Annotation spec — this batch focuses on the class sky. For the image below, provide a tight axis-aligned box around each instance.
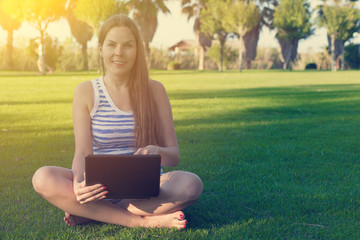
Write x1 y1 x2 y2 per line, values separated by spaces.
1 0 359 53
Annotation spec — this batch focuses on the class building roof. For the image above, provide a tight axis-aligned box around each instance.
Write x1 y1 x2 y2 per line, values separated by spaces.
168 40 196 51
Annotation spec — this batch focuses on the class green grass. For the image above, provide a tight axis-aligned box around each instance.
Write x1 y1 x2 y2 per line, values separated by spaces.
1 70 360 239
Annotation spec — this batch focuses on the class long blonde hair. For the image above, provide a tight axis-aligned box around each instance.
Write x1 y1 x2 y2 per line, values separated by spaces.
98 14 161 148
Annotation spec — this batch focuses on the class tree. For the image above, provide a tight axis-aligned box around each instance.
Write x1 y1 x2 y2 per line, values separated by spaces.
65 1 94 71
273 0 313 70
317 0 360 71
0 1 21 69
128 0 170 68
242 0 278 69
223 0 261 71
181 0 212 70
73 0 127 35
200 0 229 72
2 0 67 74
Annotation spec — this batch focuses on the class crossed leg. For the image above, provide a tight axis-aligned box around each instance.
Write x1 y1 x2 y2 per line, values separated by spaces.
32 166 203 229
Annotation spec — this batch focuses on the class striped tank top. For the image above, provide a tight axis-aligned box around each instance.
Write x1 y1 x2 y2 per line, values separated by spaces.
90 77 135 155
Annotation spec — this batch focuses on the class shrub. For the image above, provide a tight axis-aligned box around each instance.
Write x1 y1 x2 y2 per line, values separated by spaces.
345 43 360 69
167 61 181 70
150 47 169 70
305 63 317 70
207 43 238 71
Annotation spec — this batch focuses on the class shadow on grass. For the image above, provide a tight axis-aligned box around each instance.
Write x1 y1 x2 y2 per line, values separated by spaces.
171 84 360 232
168 84 360 101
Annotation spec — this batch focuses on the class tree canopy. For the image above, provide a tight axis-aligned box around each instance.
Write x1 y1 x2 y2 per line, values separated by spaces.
73 0 128 35
2 0 66 32
273 0 313 69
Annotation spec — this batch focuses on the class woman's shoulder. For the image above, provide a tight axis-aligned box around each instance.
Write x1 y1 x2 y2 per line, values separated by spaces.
73 80 94 109
74 80 95 99
149 79 166 95
75 80 93 93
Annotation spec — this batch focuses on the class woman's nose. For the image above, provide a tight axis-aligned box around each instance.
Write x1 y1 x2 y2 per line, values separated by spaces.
115 45 122 56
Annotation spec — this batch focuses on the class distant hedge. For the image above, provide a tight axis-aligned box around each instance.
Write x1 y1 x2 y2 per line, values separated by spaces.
305 63 317 70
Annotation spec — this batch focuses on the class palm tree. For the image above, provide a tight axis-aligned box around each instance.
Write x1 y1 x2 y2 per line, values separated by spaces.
242 0 278 69
65 2 93 71
0 3 21 69
224 0 261 71
200 0 229 72
181 0 211 70
273 0 313 70
128 0 170 68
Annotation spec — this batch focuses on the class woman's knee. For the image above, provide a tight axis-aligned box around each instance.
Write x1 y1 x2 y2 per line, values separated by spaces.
32 166 65 197
32 166 51 194
186 172 203 201
172 171 203 202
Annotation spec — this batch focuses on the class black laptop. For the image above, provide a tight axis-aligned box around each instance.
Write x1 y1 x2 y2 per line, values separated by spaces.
85 154 161 199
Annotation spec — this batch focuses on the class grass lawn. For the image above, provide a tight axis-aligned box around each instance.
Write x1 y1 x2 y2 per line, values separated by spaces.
1 70 360 239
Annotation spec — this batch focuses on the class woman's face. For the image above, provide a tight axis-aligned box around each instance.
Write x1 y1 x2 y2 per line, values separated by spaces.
99 26 137 79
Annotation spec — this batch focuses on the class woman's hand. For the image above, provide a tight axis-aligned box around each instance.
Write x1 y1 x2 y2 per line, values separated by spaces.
73 173 108 205
134 145 160 155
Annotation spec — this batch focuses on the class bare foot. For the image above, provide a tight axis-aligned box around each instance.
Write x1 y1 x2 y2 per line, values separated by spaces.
64 211 187 229
142 211 187 229
64 212 92 226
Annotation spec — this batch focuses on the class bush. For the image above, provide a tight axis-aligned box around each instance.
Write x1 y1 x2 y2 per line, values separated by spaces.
27 35 63 70
150 47 169 70
305 63 317 70
345 43 360 69
167 62 181 70
0 45 37 71
207 43 238 71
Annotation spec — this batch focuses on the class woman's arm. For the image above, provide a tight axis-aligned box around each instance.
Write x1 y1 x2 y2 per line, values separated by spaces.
135 80 180 167
71 81 94 178
71 81 107 204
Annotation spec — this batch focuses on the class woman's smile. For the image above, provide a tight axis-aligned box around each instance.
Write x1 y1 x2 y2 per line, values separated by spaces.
112 60 127 66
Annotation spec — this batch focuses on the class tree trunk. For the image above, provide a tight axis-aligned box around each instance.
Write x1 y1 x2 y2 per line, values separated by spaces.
330 34 336 72
246 60 251 69
238 36 243 72
243 24 260 70
81 42 89 71
340 42 345 70
278 38 297 70
40 31 46 75
220 43 224 72
6 30 14 70
198 31 211 70
199 46 205 70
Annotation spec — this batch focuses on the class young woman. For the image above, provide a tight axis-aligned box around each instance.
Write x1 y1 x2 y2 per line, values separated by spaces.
32 14 203 229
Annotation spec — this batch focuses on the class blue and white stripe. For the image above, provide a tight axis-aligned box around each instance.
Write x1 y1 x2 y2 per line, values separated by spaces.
90 77 135 155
